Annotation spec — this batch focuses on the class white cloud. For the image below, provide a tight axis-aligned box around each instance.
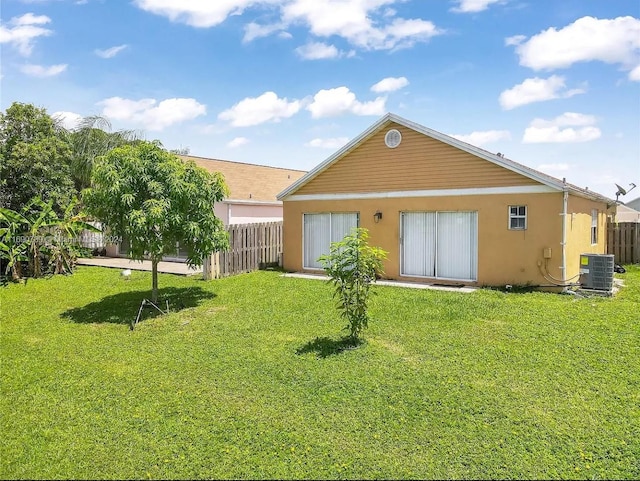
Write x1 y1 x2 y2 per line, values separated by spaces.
377 18 443 50
20 63 67 77
523 112 601 144
511 16 640 75
52 111 83 130
307 86 386 118
499 75 586 110
371 76 409 93
135 0 444 51
533 112 597 127
98 97 206 131
218 91 301 127
538 163 570 172
451 0 503 13
95 44 128 58
629 65 640 82
0 13 52 56
504 34 525 46
227 137 250 148
12 13 51 26
450 130 511 146
305 137 350 148
295 42 348 60
243 22 286 43
133 0 267 28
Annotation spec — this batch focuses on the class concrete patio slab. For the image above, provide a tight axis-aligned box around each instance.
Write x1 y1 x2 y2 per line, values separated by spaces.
77 257 202 276
282 272 477 293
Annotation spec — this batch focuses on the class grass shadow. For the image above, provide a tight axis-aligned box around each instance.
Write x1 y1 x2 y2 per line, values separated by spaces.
61 287 216 326
296 335 364 358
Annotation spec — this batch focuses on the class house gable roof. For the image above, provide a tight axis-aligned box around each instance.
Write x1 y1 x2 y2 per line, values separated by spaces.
626 196 640 210
615 204 640 222
277 113 612 204
180 155 306 204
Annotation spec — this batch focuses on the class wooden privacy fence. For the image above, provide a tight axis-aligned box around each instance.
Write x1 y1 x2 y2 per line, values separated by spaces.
607 221 640 265
203 221 283 279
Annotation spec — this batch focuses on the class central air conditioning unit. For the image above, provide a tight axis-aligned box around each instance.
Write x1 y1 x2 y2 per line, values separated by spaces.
579 254 614 291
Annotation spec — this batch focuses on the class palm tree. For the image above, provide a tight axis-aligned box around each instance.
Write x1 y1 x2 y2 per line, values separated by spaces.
66 116 142 191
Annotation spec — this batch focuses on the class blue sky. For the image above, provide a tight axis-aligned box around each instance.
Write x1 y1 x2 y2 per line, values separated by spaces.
1 0 639 199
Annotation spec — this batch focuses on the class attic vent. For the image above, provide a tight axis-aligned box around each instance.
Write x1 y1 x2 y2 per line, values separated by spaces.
384 129 402 148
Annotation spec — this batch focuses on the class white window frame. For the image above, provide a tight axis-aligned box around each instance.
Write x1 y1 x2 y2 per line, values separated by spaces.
302 212 359 270
508 205 527 230
591 209 598 245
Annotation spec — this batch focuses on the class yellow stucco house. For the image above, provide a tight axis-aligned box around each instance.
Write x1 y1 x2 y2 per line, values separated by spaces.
278 113 613 288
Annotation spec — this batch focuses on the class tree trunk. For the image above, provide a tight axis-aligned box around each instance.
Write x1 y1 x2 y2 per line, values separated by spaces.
11 261 22 281
151 258 158 303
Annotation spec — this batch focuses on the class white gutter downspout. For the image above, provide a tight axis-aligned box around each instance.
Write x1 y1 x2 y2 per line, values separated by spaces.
561 180 569 289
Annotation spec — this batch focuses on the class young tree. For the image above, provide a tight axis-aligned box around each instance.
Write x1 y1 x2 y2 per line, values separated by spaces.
319 228 387 341
83 142 229 302
0 102 75 212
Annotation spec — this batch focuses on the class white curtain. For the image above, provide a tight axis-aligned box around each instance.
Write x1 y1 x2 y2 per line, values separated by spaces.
303 213 358 269
436 212 477 280
401 212 436 277
401 211 477 280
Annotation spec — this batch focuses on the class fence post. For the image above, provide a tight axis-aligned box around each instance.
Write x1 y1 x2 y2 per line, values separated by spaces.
203 254 211 280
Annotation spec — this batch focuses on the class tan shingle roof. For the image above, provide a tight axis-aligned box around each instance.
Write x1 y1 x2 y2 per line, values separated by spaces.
180 155 306 203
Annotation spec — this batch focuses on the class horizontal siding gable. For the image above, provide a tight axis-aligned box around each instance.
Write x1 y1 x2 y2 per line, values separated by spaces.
296 121 540 195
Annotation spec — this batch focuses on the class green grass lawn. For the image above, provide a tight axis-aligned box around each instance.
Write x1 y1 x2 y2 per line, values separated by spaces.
1 266 639 480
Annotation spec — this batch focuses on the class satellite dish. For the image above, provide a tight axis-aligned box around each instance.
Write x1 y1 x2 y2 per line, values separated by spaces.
615 182 637 202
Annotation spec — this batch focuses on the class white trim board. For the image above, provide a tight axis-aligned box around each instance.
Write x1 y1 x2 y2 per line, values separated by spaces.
286 185 557 202
224 199 282 206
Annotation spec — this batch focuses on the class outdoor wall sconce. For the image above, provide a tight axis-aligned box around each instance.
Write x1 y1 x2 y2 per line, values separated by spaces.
374 211 383 223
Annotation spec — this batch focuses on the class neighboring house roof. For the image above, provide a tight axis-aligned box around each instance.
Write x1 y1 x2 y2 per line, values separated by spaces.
626 196 640 211
277 113 613 204
181 155 306 204
616 204 640 222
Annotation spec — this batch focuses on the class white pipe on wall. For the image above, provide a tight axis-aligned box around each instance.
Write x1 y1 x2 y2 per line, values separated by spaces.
561 189 568 286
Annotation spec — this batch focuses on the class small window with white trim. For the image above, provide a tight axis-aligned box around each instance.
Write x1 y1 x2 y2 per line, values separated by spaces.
591 209 598 244
508 205 527 230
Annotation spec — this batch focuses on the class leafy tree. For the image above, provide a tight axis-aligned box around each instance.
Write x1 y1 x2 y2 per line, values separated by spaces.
0 102 75 212
319 228 387 341
83 142 229 302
